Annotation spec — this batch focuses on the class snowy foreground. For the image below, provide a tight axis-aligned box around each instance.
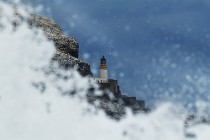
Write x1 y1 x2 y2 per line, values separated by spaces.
0 2 210 140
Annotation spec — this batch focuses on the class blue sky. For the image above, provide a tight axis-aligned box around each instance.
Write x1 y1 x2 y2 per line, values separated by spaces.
21 0 210 107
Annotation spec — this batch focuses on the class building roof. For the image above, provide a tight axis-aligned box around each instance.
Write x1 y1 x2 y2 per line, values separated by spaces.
100 56 106 65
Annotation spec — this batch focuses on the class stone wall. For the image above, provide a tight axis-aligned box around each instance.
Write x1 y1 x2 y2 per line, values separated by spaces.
98 79 121 96
97 79 146 115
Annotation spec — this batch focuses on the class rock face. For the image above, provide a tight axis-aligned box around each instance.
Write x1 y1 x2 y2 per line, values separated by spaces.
29 14 79 58
94 81 147 119
29 14 147 119
28 14 92 76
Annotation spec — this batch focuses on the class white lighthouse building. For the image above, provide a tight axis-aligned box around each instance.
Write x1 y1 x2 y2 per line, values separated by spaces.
94 56 109 83
99 56 108 79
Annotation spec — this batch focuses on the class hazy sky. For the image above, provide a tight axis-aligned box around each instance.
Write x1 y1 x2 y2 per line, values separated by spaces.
21 0 210 107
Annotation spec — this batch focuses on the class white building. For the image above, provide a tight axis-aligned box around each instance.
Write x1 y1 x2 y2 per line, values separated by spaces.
94 56 109 83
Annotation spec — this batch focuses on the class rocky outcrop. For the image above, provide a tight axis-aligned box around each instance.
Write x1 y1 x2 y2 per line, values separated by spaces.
29 14 147 119
29 14 79 58
87 92 147 119
94 79 147 119
28 14 92 76
51 50 92 76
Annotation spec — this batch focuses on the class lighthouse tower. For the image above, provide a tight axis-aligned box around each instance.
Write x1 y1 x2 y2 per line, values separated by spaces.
99 56 108 79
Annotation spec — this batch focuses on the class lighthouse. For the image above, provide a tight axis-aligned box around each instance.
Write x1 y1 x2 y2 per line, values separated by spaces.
99 56 108 79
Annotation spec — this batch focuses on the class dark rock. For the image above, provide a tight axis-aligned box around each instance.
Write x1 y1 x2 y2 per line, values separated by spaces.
86 76 146 119
29 14 79 58
120 95 145 113
29 14 92 76
51 50 92 76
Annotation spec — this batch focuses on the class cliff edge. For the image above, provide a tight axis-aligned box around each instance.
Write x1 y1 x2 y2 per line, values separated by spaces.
29 14 148 119
28 14 92 76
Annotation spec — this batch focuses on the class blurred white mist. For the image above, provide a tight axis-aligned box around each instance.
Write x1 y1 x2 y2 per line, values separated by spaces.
0 1 210 140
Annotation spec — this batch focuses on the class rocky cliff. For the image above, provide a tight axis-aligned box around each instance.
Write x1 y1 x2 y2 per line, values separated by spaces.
28 14 92 76
28 14 148 119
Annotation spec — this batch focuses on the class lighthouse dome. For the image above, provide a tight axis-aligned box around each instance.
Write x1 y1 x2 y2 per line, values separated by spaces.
100 56 106 65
